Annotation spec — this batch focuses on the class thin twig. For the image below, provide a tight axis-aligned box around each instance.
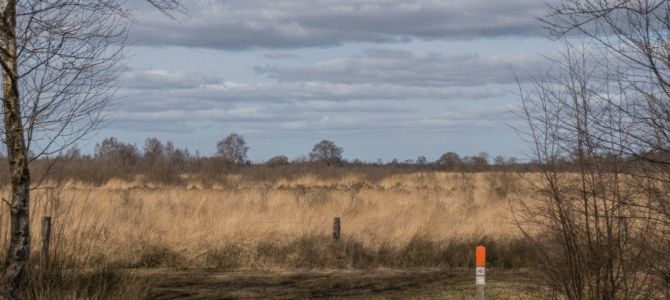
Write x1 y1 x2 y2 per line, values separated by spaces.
2 198 10 206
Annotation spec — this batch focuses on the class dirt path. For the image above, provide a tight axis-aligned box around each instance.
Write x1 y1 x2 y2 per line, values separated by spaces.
133 268 548 299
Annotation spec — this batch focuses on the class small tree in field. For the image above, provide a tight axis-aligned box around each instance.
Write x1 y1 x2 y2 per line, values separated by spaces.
309 140 343 166
435 152 461 171
216 133 249 164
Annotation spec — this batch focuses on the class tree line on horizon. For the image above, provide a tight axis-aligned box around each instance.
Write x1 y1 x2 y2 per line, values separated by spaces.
0 133 537 187
0 133 652 189
0 133 652 176
11 134 529 170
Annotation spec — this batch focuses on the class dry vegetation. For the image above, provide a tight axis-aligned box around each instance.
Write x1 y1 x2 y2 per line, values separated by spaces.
0 155 548 298
0 152 663 299
0 170 536 271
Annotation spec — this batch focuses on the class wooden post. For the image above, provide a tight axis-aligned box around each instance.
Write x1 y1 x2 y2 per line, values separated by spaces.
332 217 340 241
41 216 52 269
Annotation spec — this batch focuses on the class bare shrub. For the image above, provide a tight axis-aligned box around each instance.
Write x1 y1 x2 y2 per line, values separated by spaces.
266 155 289 167
510 36 657 298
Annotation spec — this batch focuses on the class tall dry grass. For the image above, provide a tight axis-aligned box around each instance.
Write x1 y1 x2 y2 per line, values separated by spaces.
3 166 662 299
0 171 540 275
0 151 660 298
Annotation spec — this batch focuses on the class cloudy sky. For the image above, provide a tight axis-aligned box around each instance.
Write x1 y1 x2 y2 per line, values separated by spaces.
71 0 574 163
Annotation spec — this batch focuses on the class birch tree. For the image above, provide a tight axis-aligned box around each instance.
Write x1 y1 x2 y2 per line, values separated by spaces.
0 0 184 298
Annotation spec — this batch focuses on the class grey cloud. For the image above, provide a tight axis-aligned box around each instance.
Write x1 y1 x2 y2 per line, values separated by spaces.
257 100 417 115
263 53 302 60
105 119 198 133
254 48 554 87
270 110 521 132
112 106 292 123
163 80 509 101
115 90 236 113
126 0 558 50
119 68 222 89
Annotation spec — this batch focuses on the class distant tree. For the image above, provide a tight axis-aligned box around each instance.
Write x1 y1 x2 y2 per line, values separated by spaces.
65 144 82 160
416 156 427 165
309 140 343 165
460 156 474 171
143 137 165 165
266 155 289 166
95 137 120 159
471 155 488 172
478 152 489 164
292 155 309 164
390 158 399 166
164 141 189 169
165 141 176 160
435 152 461 171
509 157 518 165
172 148 189 168
216 133 249 164
404 159 414 165
494 155 505 165
95 137 140 167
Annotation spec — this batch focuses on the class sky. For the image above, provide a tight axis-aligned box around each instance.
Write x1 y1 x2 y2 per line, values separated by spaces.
62 0 576 164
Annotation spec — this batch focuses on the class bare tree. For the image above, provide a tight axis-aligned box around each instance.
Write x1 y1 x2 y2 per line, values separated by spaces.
471 155 489 172
292 154 309 164
93 137 140 181
216 133 249 164
63 143 82 160
0 0 185 298
308 140 343 166
95 137 140 165
510 36 657 299
494 155 505 166
165 142 189 170
143 137 165 165
535 0 670 297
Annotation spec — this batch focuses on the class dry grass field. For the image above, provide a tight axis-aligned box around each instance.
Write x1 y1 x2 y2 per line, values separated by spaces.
0 169 653 299
0 172 533 269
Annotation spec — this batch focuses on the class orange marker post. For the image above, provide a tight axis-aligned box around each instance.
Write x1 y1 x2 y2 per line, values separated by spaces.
476 246 485 300
476 246 485 267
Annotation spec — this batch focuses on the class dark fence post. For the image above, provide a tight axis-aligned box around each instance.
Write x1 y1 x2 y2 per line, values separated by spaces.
333 217 340 241
41 216 52 270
